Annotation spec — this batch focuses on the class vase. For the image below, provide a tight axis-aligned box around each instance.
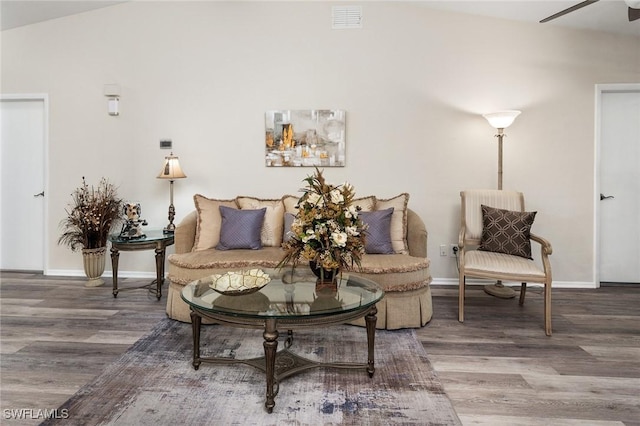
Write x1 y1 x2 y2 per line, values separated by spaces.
82 247 107 287
309 261 339 293
309 261 338 281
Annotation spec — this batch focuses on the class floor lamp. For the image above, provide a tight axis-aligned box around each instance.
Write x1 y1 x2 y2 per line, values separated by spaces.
482 110 521 298
157 152 187 234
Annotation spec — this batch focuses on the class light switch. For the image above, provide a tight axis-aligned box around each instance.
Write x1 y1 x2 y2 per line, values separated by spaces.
108 97 119 116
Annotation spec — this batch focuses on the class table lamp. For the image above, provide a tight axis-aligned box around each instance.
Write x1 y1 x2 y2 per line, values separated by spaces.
157 152 186 234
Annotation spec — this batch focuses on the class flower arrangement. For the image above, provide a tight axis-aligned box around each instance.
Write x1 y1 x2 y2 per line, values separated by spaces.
58 177 123 251
278 168 367 276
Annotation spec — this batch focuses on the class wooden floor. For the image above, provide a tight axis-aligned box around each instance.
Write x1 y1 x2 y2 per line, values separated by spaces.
1 272 638 425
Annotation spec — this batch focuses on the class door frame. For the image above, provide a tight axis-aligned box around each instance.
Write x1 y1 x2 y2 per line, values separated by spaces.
593 83 640 287
1 93 50 274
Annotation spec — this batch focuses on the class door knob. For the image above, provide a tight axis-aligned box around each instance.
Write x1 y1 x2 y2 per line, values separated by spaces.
33 191 44 197
600 193 614 200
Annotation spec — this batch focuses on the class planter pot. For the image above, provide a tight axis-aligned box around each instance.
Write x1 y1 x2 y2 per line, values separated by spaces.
309 261 339 282
82 247 107 287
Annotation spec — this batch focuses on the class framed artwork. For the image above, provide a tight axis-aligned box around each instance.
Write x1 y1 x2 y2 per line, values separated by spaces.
265 109 346 167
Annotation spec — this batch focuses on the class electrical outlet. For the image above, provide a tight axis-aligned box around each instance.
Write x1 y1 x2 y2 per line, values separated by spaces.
451 244 458 257
439 245 447 256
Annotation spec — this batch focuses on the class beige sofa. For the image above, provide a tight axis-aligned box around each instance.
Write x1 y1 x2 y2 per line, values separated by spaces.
166 194 433 329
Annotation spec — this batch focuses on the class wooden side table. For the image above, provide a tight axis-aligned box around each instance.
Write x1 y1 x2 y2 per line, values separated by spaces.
109 229 175 299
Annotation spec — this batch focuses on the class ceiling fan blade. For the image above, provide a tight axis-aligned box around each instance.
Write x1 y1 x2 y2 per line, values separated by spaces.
629 6 640 21
540 0 600 23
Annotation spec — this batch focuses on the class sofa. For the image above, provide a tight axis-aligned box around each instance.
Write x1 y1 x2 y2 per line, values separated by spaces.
166 193 433 329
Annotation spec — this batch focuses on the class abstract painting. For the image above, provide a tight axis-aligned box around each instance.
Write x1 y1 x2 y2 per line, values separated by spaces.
265 110 346 167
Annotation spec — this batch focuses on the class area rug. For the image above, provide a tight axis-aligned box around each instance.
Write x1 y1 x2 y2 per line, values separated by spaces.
43 319 460 425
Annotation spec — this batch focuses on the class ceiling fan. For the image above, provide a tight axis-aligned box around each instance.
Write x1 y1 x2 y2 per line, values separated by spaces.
540 0 640 23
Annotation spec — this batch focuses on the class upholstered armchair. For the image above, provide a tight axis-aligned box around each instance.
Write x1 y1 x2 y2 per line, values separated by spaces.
458 190 553 336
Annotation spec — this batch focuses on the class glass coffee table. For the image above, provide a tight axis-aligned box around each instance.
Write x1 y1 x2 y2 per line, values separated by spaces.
181 272 384 413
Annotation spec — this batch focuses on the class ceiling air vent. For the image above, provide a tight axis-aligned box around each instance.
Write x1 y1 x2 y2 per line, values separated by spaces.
332 6 362 29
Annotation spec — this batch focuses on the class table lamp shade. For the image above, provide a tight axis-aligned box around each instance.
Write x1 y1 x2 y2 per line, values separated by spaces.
157 153 186 180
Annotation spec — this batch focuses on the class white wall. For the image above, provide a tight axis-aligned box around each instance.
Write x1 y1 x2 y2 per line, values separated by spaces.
1 1 639 284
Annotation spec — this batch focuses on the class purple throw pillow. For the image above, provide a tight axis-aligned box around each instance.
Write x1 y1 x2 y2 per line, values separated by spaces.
216 205 266 250
359 208 395 254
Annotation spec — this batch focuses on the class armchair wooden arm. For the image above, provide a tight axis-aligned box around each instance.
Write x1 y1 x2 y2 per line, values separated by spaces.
530 233 553 256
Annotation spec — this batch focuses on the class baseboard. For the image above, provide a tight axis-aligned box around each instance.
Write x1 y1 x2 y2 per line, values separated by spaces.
46 269 157 279
44 270 597 288
431 277 597 289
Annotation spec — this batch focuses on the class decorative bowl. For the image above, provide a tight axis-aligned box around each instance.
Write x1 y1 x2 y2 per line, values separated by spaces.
208 269 271 295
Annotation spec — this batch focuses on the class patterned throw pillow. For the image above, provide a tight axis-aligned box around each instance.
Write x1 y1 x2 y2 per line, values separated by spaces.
478 205 536 259
216 206 266 250
359 208 395 254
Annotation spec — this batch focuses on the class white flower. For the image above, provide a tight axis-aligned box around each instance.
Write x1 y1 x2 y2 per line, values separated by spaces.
331 231 348 247
345 205 358 219
307 192 323 206
330 189 344 204
346 226 359 236
302 229 316 243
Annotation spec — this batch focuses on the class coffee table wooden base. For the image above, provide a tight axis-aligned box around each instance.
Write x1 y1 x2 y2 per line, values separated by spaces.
189 306 377 413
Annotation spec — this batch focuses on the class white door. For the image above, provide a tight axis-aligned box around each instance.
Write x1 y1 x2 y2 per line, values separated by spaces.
598 88 640 284
0 96 47 271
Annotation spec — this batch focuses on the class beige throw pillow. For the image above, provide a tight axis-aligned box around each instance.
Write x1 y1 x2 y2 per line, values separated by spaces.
353 196 376 212
375 193 409 254
236 197 285 247
282 195 299 214
193 195 238 251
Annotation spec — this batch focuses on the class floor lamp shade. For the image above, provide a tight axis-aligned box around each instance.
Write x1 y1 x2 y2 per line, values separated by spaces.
483 110 521 130
157 153 186 233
